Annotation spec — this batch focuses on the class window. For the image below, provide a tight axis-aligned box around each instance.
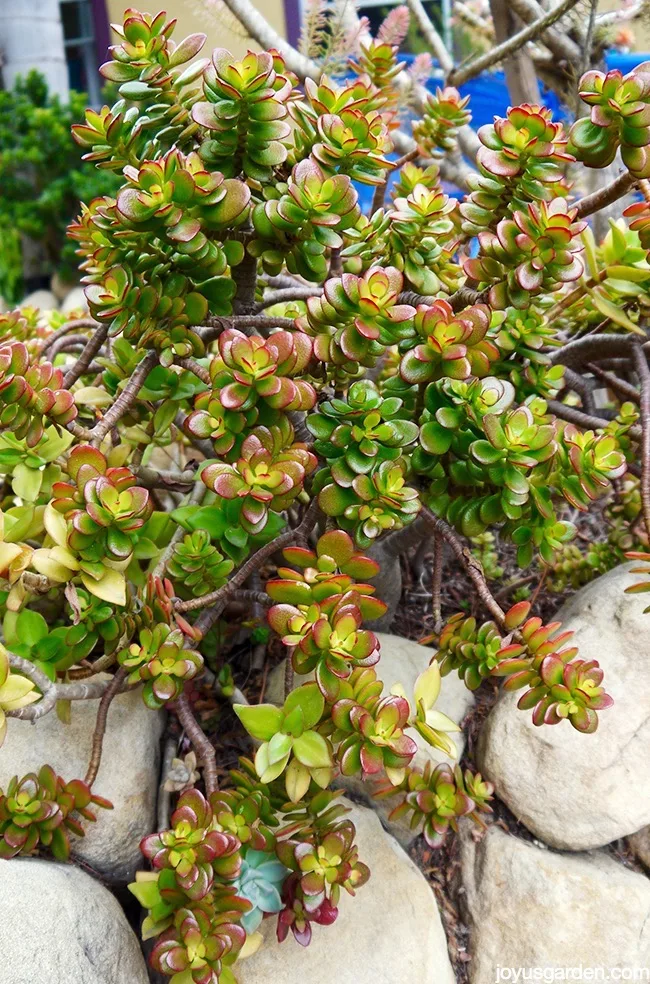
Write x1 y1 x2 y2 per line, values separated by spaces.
59 0 102 104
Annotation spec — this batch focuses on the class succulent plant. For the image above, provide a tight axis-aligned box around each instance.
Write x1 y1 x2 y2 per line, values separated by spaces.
0 646 39 747
251 159 360 282
184 393 252 456
193 48 292 182
460 104 572 235
201 420 317 534
0 13 634 977
436 612 506 690
399 301 497 384
141 788 241 900
268 598 380 701
307 379 419 485
265 529 387 621
558 425 628 510
348 39 404 119
384 183 461 295
0 764 111 860
233 848 288 932
464 199 586 309
296 266 415 371
119 624 204 708
518 654 613 732
234 683 333 800
331 691 417 784
276 818 369 914
167 531 235 597
150 898 248 983
210 788 277 852
568 64 650 178
0 343 77 447
276 872 339 946
390 661 461 758
318 459 421 548
44 445 152 601
386 761 477 848
413 87 471 157
210 328 316 413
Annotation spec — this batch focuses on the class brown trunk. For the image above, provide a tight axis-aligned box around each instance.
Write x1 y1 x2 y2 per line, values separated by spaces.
488 0 541 106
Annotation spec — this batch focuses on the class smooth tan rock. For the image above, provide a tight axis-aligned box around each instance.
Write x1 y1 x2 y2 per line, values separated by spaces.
236 801 456 984
479 563 650 850
0 858 149 983
0 685 164 880
461 826 650 984
51 272 77 301
21 288 58 311
61 285 89 314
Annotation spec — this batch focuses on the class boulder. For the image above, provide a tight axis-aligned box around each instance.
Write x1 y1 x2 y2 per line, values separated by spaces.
0 857 149 983
61 286 89 315
0 685 164 881
21 288 58 311
51 272 78 302
236 801 455 984
363 541 403 630
461 826 650 984
266 633 473 844
478 563 650 849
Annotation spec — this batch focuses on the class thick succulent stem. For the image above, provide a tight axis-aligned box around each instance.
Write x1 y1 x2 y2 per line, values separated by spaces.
421 508 507 624
6 654 135 722
85 666 128 786
90 350 158 447
632 343 650 543
573 171 636 220
231 250 259 316
174 691 219 797
547 399 642 440
63 323 109 388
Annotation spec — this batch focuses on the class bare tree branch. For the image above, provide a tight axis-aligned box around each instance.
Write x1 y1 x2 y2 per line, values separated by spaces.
407 0 453 73
63 323 109 389
508 0 581 63
420 508 507 624
255 287 322 312
175 498 321 615
449 0 581 88
219 0 321 79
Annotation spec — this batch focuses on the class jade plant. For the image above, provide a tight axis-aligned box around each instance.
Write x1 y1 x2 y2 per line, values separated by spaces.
1 4 650 981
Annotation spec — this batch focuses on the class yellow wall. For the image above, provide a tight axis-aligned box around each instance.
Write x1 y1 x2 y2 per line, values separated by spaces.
104 0 288 60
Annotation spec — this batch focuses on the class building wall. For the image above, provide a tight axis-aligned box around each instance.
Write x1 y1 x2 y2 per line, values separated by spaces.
0 0 69 98
103 0 289 61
